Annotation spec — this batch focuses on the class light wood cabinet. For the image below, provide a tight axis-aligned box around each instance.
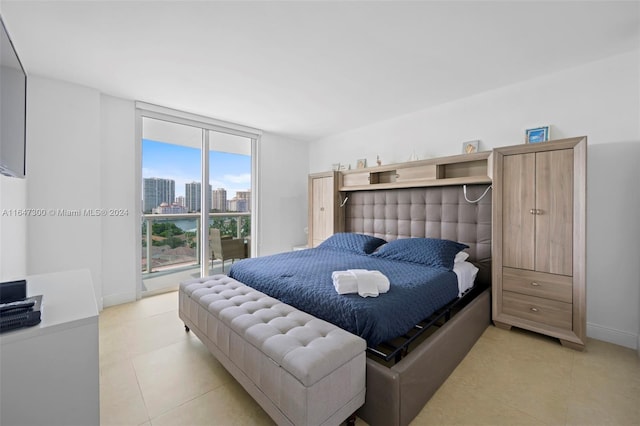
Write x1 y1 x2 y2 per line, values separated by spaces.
492 137 586 350
308 171 342 247
339 151 492 191
309 153 492 247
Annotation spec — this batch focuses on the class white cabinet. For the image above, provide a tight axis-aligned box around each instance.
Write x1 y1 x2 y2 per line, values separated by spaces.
0 269 100 425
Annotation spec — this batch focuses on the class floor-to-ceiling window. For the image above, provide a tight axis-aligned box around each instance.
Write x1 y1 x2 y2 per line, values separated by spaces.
136 104 260 296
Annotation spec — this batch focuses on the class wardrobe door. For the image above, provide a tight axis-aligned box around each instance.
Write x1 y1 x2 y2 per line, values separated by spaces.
309 172 340 248
535 149 573 276
502 153 536 271
310 176 327 247
319 176 335 242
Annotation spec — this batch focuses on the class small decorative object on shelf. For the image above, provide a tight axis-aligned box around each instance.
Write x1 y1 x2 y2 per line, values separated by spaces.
409 151 419 161
462 140 479 154
356 158 367 169
332 163 341 171
376 155 382 166
525 125 550 143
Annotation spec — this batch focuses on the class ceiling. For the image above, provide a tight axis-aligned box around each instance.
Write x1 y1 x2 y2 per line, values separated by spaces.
1 1 638 142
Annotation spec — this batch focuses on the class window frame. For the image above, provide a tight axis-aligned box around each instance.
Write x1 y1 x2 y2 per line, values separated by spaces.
135 102 261 298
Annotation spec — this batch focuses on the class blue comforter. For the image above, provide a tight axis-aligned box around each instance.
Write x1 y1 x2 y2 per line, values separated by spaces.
228 246 459 346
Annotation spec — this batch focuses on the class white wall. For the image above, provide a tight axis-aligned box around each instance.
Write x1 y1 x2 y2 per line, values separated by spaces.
309 51 640 349
257 133 309 256
100 95 137 307
586 142 640 349
310 51 639 172
0 175 27 280
25 76 103 307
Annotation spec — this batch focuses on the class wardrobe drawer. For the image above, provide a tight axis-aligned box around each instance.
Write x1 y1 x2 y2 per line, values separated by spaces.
502 291 572 330
503 267 572 303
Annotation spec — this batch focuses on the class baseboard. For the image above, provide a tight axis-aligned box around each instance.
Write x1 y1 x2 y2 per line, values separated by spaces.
587 322 639 350
101 291 137 309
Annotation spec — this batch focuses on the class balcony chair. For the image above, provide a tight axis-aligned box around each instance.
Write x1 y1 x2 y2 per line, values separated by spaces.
209 228 247 272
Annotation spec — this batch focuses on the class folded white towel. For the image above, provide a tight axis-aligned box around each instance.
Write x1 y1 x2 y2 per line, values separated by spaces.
332 269 390 297
355 273 379 297
331 270 358 294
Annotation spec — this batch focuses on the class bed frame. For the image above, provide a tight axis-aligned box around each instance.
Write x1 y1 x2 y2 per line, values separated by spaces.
343 184 492 425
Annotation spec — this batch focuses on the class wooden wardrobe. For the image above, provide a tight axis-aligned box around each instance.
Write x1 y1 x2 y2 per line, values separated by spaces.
308 171 342 248
492 136 587 350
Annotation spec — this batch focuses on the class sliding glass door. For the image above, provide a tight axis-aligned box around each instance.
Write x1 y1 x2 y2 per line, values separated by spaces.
208 131 253 275
137 107 258 296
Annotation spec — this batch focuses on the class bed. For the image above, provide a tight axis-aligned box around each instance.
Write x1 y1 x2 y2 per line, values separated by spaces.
229 235 469 348
229 184 492 425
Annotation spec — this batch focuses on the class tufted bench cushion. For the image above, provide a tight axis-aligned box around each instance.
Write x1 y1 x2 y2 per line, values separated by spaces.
179 275 366 426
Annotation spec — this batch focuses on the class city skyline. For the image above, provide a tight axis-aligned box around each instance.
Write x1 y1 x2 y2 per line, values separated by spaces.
143 178 252 213
142 139 251 199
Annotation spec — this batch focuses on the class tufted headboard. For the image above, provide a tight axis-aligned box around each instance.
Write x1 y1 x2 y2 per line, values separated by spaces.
344 184 492 264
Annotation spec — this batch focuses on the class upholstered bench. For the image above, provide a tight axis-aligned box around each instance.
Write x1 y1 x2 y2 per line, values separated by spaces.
179 275 367 426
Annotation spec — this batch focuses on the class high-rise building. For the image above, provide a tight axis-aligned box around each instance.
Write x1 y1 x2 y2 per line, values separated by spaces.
211 188 227 212
236 190 251 212
175 196 185 207
185 182 201 212
152 202 188 214
143 178 175 213
227 190 250 212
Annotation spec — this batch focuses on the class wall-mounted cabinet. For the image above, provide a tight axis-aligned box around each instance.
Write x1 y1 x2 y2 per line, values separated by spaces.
339 151 492 191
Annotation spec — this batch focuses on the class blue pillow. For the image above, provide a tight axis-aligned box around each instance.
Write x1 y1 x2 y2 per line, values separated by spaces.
371 238 469 269
318 233 387 255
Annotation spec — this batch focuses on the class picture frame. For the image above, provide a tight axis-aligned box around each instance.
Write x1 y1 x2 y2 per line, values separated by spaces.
462 140 479 154
526 126 550 143
356 158 367 169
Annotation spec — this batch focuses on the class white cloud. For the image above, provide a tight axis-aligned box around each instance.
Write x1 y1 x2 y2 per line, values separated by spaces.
223 173 251 184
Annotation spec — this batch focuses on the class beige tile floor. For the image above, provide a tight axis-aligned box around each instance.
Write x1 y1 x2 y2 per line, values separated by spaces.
100 291 640 426
142 262 230 295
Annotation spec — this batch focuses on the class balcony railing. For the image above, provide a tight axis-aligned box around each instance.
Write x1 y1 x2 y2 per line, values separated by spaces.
142 212 250 274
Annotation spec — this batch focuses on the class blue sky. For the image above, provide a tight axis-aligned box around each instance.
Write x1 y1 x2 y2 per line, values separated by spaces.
142 139 251 199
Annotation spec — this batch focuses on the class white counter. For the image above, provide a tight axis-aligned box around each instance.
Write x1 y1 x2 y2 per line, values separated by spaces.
0 269 100 426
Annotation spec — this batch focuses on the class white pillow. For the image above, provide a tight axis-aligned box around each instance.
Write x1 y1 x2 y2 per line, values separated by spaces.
454 251 470 263
453 261 479 297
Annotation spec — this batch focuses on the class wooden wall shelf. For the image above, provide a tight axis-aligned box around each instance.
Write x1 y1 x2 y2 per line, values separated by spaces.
338 151 492 191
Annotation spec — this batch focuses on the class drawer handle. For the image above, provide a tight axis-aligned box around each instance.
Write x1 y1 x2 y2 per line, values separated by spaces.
530 307 539 312
529 209 542 215
530 282 540 287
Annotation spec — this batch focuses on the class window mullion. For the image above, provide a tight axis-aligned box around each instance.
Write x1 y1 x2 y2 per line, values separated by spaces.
200 129 210 278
